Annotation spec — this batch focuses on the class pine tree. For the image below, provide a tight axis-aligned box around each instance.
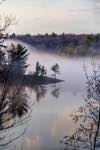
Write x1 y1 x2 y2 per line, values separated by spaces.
34 61 47 78
34 61 41 77
0 49 6 72
51 63 60 79
8 44 29 75
40 66 47 77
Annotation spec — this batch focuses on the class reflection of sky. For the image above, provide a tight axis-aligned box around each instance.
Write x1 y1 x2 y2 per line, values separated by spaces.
22 106 79 150
4 41 100 150
21 81 84 150
6 40 95 96
0 0 100 34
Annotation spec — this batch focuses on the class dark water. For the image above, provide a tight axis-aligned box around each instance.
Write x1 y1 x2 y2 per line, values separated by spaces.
1 40 100 150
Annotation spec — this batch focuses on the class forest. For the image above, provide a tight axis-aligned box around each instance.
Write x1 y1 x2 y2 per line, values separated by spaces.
10 33 100 56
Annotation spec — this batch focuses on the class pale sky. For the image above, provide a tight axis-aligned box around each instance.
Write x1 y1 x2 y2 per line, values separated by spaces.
0 0 100 34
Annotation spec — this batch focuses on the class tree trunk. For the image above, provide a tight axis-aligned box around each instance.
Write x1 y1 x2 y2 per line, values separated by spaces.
93 107 100 150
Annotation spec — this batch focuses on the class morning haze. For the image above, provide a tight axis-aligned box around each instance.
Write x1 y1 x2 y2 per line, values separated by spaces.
0 0 100 150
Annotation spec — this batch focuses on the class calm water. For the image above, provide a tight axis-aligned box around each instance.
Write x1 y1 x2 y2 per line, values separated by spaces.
2 40 100 150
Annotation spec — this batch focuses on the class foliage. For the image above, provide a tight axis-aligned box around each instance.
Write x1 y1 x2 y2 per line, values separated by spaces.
0 1 32 149
0 50 6 72
40 66 47 77
34 61 41 77
51 63 60 79
34 61 47 78
10 33 100 56
8 44 29 75
61 63 100 150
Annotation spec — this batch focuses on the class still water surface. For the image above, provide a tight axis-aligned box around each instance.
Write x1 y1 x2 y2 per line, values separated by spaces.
2 41 100 150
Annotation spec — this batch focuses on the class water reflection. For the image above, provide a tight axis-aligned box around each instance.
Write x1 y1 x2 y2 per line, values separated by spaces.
32 83 61 102
0 80 62 149
0 84 31 148
51 84 60 99
32 85 48 102
61 65 100 150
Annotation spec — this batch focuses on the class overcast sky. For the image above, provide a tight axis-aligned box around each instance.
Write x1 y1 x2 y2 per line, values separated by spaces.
0 0 100 34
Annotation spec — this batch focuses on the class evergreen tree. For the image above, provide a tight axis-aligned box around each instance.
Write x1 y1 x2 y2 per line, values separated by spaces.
34 61 41 77
40 66 47 77
8 44 29 75
51 63 60 79
0 50 6 72
34 61 47 78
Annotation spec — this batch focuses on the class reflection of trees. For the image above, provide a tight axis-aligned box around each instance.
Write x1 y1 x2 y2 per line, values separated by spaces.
33 85 48 102
10 89 29 118
61 64 100 150
51 83 60 99
0 82 31 148
32 83 61 102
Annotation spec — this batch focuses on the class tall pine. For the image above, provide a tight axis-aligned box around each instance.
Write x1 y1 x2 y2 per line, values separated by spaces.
8 44 29 75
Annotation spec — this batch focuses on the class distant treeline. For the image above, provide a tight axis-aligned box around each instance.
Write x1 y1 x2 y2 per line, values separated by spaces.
9 33 100 56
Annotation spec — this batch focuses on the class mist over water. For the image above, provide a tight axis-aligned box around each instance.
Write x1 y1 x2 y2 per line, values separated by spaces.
4 40 100 150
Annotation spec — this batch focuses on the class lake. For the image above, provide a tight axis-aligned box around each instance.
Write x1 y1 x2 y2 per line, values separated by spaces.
2 40 100 150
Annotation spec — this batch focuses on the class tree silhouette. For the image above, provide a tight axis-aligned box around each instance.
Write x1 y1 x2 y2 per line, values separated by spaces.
0 2 32 149
0 50 6 73
8 44 29 75
51 63 60 79
34 61 41 77
0 3 15 78
40 66 47 77
0 82 32 149
34 61 47 78
61 63 100 150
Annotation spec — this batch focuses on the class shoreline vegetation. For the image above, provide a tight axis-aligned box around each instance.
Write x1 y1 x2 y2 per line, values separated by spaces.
24 74 63 85
9 33 100 56
6 74 63 87
0 43 62 86
0 73 63 88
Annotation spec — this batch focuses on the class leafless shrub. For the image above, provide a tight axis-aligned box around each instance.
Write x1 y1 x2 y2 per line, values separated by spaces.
61 62 100 150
